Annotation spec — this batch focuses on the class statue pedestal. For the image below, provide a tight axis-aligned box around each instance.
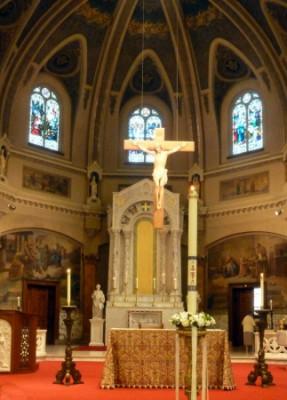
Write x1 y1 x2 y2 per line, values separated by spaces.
36 329 47 358
89 318 105 346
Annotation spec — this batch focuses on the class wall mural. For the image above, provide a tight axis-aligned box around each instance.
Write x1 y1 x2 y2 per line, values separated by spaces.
0 230 81 308
220 171 269 201
23 166 71 197
207 233 287 312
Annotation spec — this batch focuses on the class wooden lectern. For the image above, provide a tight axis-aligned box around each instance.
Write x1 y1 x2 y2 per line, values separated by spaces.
0 310 38 373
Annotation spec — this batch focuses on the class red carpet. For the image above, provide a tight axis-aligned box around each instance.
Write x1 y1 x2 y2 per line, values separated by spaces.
0 362 286 400
73 345 106 351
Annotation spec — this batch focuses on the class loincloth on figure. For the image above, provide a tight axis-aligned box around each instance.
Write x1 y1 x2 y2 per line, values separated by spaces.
152 167 168 186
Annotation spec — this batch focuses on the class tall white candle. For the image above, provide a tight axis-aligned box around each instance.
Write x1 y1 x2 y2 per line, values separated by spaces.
135 277 138 289
188 185 198 314
260 272 264 308
112 276 117 289
67 268 71 306
153 278 156 290
270 299 273 310
188 182 199 400
162 272 165 285
17 296 21 308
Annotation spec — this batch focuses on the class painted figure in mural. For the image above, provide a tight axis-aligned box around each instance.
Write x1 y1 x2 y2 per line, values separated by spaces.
0 145 7 176
132 141 186 210
92 284 105 318
239 252 248 277
255 242 268 276
242 311 256 355
222 254 237 278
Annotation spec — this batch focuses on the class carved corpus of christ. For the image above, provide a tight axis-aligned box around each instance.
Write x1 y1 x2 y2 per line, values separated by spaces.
124 128 194 227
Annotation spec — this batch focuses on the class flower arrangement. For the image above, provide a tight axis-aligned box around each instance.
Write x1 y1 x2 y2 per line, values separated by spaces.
170 311 216 329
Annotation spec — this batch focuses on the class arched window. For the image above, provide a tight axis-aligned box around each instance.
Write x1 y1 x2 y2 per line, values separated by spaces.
127 106 162 163
29 86 60 151
232 91 263 155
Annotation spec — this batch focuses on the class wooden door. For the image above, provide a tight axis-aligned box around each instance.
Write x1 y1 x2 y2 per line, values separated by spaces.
232 288 253 346
228 283 257 346
23 280 59 344
27 286 48 327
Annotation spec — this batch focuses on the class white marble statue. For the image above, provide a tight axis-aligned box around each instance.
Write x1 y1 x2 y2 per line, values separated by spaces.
92 284 105 318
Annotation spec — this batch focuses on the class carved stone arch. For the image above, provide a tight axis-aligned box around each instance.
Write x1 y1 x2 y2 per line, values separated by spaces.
261 0 287 58
117 49 178 115
209 38 259 117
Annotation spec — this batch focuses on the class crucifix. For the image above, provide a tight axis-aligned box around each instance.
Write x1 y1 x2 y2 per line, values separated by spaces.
124 128 194 228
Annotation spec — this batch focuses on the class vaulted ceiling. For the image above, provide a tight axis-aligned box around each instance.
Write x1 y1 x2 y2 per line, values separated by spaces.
0 0 286 166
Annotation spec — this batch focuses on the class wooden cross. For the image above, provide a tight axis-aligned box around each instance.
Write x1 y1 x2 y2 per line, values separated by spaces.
124 128 194 229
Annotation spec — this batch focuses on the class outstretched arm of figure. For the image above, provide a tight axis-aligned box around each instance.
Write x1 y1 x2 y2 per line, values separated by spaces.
133 140 155 155
165 142 187 155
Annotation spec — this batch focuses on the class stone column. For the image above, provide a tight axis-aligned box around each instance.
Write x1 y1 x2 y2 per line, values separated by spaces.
159 229 168 295
122 229 131 294
111 228 121 294
171 229 182 294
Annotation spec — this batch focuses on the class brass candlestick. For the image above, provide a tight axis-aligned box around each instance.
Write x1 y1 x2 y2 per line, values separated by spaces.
54 305 83 385
246 309 274 388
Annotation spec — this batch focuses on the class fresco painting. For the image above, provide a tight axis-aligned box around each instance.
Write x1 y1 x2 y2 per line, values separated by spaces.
207 233 287 311
23 166 71 197
0 231 81 307
220 171 269 201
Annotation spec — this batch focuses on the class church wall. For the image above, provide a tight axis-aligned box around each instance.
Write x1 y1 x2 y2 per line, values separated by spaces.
8 73 73 163
5 154 87 206
206 233 287 330
204 161 285 212
219 79 285 166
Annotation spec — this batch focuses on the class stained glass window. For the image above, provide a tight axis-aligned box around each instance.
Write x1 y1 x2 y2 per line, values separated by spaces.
232 92 263 155
29 86 60 151
128 107 162 163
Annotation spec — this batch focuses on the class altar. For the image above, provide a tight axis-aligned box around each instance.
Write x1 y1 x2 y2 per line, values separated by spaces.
101 328 235 390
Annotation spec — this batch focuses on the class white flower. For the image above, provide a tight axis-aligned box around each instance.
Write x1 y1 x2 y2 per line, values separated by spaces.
170 311 216 329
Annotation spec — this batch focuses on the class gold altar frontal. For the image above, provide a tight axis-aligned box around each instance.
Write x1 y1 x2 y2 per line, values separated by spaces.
101 329 235 390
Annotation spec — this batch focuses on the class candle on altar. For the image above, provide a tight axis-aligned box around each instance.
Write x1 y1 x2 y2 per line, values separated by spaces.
260 272 264 308
135 277 139 289
270 299 273 310
173 277 177 290
112 276 117 289
67 268 71 306
162 272 165 285
17 296 21 308
153 278 156 290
